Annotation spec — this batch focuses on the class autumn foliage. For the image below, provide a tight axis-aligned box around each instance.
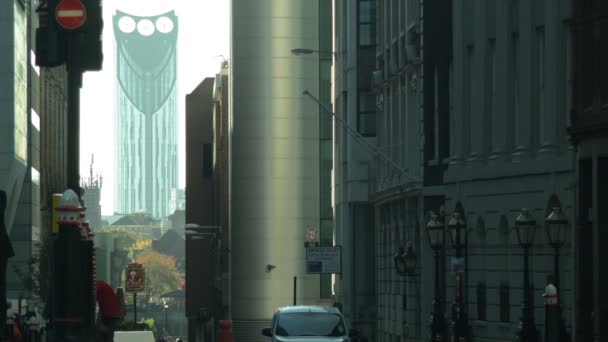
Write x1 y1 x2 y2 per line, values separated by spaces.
134 250 183 302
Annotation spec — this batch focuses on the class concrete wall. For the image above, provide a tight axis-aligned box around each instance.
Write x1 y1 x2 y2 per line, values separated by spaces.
231 0 323 338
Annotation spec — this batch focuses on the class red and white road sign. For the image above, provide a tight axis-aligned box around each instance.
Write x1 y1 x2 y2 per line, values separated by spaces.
55 0 87 30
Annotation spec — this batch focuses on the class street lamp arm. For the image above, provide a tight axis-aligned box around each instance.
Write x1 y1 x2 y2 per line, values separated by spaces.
302 90 420 182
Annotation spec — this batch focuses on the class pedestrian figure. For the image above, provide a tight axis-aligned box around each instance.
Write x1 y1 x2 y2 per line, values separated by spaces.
95 280 124 342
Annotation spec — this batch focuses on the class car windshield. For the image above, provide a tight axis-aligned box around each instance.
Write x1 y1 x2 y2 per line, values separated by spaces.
275 312 346 337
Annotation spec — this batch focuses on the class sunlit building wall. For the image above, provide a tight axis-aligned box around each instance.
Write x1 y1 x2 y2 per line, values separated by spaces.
0 0 42 302
113 10 178 218
230 0 332 339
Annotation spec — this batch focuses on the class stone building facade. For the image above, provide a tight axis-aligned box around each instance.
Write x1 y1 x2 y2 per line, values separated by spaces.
333 0 380 339
335 0 577 341
569 0 608 340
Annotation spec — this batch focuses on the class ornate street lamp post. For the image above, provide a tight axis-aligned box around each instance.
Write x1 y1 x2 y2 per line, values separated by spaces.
394 242 417 341
164 302 169 338
426 212 447 341
447 212 469 341
545 207 568 341
515 209 538 342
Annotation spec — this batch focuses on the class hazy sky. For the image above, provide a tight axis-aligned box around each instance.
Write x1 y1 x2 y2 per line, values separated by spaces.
79 0 229 215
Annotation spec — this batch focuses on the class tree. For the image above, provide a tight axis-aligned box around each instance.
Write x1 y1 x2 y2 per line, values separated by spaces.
134 250 181 303
129 239 152 260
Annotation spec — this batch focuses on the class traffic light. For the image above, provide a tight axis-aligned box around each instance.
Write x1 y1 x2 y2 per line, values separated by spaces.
35 0 103 70
78 0 103 71
35 0 66 67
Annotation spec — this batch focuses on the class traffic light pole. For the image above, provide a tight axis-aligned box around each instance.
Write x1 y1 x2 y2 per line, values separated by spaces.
66 63 82 196
36 1 103 340
52 35 91 342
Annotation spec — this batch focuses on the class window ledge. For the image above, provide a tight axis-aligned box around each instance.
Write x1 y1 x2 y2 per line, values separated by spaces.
472 320 488 327
496 322 512 330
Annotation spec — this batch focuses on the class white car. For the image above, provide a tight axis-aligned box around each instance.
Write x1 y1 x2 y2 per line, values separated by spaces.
261 305 354 342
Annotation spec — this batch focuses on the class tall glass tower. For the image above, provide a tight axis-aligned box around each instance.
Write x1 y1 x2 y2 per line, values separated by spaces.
113 10 178 218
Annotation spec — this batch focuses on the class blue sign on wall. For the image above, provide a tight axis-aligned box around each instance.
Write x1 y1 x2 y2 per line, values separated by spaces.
306 246 342 274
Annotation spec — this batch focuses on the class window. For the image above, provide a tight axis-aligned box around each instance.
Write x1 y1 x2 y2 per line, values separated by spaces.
358 0 377 46
500 282 510 322
537 27 545 135
465 46 474 155
485 39 496 155
601 20 608 106
276 312 346 337
476 282 487 321
377 0 384 46
358 91 377 136
433 68 439 160
512 33 519 143
391 0 398 36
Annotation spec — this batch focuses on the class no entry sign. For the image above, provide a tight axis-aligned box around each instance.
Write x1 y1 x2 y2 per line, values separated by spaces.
55 0 87 30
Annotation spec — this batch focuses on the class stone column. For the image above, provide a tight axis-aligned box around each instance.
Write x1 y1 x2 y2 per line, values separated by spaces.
450 0 465 166
467 0 486 167
489 0 509 164
537 0 559 159
512 0 534 162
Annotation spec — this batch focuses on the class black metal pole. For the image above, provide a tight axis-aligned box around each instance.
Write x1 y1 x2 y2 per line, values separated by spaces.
134 292 137 323
52 220 86 341
0 258 6 340
452 228 469 341
430 248 446 341
62 36 84 339
0 191 13 341
66 66 82 196
293 276 297 305
553 246 560 295
518 245 538 342
553 245 569 342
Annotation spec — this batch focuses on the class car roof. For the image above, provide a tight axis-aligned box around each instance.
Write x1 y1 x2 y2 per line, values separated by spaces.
275 305 342 315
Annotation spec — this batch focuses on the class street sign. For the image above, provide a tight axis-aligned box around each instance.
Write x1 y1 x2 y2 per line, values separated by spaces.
126 263 145 292
305 225 319 242
306 246 342 274
304 225 319 247
55 0 87 30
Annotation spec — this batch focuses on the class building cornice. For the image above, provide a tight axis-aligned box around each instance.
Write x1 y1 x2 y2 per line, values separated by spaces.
568 110 608 145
